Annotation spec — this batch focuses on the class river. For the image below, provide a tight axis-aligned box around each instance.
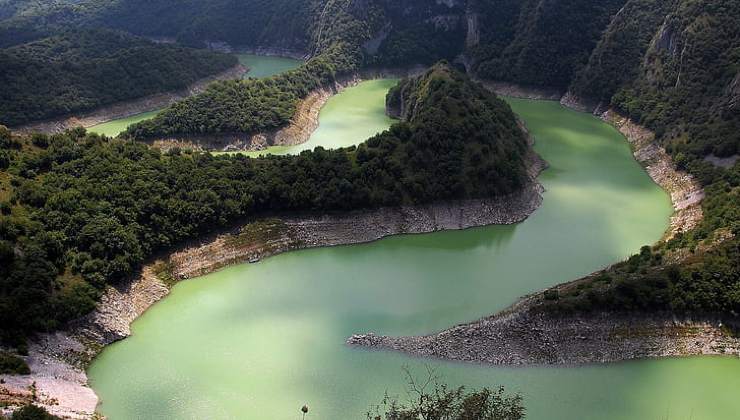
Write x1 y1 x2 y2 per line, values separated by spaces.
87 87 740 419
87 54 302 137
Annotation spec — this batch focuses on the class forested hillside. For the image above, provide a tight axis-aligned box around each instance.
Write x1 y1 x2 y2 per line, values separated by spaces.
0 29 237 127
0 0 312 50
470 0 627 88
121 0 639 138
0 0 737 340
0 0 645 137
0 63 529 344
123 0 373 139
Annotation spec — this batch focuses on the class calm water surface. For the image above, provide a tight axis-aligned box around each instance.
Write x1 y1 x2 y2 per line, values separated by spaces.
238 54 301 79
235 78 398 158
88 97 740 419
88 54 302 137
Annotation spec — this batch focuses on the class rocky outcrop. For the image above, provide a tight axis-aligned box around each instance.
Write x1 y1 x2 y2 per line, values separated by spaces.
726 71 740 110
465 8 480 48
559 91 604 114
347 307 740 365
12 65 248 135
652 19 680 56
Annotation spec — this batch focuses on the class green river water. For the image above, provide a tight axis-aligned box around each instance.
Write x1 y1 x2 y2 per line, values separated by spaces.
237 79 397 158
87 90 740 419
88 54 302 137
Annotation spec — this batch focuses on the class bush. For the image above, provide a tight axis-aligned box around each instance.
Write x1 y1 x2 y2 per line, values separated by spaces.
0 351 30 374
11 405 61 420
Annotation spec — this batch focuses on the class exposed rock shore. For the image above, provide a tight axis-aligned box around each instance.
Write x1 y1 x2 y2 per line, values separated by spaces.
149 77 356 152
150 67 423 152
347 308 740 365
347 87 727 367
599 109 704 239
12 65 248 135
482 81 563 101
0 135 545 417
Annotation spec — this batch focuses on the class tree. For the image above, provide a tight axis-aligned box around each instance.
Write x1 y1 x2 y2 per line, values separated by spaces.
367 366 525 420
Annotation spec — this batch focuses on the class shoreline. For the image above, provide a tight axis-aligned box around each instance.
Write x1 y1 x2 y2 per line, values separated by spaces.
1 79 718 418
348 86 727 366
0 189 546 419
11 65 249 135
148 75 365 153
150 66 424 152
0 81 545 418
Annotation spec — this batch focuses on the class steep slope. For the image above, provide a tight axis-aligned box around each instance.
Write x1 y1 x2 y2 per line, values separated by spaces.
569 0 679 104
0 29 237 127
610 0 740 160
469 0 626 89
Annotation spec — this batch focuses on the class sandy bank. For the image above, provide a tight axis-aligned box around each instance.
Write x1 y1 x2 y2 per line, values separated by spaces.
12 64 248 135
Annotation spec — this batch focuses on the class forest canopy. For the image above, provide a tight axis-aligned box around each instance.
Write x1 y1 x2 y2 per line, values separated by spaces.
0 29 237 127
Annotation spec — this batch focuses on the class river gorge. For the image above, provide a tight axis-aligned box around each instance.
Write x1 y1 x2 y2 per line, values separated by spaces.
80 90 740 419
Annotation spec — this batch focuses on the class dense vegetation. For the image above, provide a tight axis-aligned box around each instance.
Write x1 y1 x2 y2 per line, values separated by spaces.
470 0 626 89
0 0 312 50
0 29 236 127
364 0 466 67
536 0 739 321
611 0 740 159
0 64 529 344
9 405 61 420
569 0 678 103
0 351 29 374
123 0 375 139
123 43 358 138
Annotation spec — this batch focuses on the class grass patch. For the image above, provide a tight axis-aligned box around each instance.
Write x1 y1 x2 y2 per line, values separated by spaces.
225 219 291 248
152 259 178 288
